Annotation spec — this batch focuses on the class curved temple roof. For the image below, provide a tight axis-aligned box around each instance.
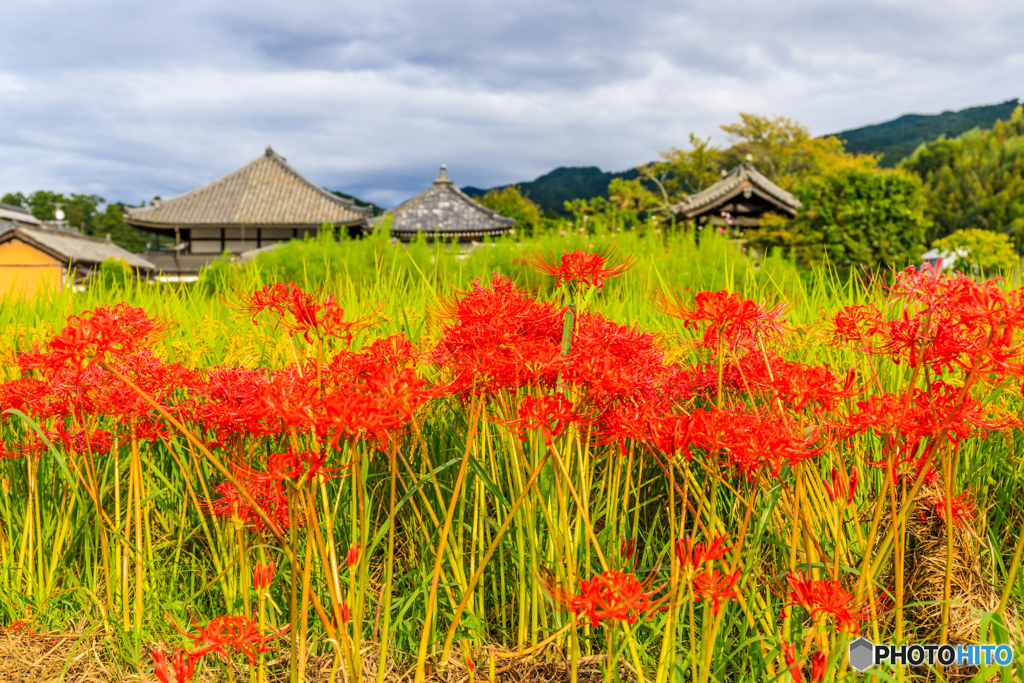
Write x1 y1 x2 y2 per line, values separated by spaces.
125 147 370 230
374 166 515 239
671 162 802 219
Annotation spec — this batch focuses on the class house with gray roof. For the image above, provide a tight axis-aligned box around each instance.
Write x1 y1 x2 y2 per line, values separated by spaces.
371 166 515 242
126 147 371 275
670 162 802 227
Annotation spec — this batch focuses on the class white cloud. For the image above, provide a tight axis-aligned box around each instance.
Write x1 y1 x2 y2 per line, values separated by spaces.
0 0 1021 207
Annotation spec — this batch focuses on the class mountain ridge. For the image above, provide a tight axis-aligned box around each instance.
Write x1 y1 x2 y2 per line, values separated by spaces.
463 99 1021 213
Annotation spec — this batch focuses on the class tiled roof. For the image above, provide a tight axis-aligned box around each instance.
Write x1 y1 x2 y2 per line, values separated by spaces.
372 166 515 238
125 147 370 229
0 225 155 270
0 203 44 231
671 162 802 218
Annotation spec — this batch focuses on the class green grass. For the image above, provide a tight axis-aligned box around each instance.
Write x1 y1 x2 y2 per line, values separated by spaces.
0 226 1022 683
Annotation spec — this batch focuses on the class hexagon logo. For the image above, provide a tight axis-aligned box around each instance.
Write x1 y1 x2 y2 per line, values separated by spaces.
848 637 874 671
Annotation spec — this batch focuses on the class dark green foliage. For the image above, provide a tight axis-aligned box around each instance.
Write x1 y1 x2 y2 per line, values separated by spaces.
0 190 152 253
329 190 383 216
834 99 1020 167
463 166 639 215
900 105 1024 249
474 185 544 235
783 167 929 272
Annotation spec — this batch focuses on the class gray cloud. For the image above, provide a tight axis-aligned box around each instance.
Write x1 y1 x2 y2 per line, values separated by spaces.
1 0 1021 207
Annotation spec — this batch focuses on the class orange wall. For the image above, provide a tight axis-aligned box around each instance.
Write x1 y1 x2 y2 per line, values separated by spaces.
0 240 64 298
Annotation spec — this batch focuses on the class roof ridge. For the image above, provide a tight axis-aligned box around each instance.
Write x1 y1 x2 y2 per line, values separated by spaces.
132 150 370 217
263 149 371 216
21 224 127 246
380 179 513 224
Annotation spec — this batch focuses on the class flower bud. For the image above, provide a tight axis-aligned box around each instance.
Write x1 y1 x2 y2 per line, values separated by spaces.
346 543 360 569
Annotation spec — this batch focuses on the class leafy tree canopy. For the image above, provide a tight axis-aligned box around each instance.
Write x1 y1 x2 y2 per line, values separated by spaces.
757 166 929 272
900 105 1024 250
933 228 1019 273
0 190 152 253
475 185 544 235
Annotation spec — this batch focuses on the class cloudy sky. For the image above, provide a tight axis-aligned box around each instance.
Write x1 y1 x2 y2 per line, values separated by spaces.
1 0 1021 208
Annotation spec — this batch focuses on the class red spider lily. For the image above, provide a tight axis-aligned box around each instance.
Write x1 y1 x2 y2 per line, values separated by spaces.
254 447 334 488
811 650 827 683
5 619 33 634
927 490 977 528
693 568 741 615
833 267 1024 377
238 282 369 343
846 382 1003 456
670 407 826 480
656 290 785 351
252 561 275 592
783 642 803 683
209 478 295 533
432 274 565 395
733 354 859 413
526 247 634 289
823 466 859 505
44 303 166 368
151 648 196 683
544 569 664 627
785 572 870 634
676 534 733 572
346 543 360 569
512 393 578 444
860 436 941 488
321 366 434 446
176 614 279 665
338 602 351 626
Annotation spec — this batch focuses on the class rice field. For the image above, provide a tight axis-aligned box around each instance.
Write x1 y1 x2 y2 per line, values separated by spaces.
0 225 1022 683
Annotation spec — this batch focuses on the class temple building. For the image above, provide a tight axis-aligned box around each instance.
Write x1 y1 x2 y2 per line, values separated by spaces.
126 147 370 277
670 162 801 227
371 166 515 242
0 203 154 297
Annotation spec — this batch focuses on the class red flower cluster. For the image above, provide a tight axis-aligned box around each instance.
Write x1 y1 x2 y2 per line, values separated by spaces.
238 282 367 343
657 290 785 351
545 569 663 627
693 568 742 615
648 408 825 480
44 303 166 368
153 614 279 683
785 572 869 634
527 248 634 289
512 393 578 444
832 266 1024 378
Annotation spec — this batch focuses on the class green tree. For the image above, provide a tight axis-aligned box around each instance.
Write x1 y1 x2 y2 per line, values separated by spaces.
0 189 150 253
933 228 1019 273
638 133 724 208
762 166 929 272
476 185 544 235
900 105 1024 250
720 113 876 187
1 192 27 207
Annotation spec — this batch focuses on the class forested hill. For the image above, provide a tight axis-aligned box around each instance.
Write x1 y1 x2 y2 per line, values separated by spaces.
831 99 1020 166
463 166 639 215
